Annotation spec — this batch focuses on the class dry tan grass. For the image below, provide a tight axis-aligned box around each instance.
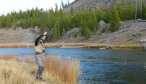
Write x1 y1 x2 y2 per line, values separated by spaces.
0 43 142 49
0 56 65 84
45 43 62 48
0 55 17 61
0 60 37 84
0 55 80 84
0 43 34 48
62 43 83 46
45 55 80 84
83 43 142 49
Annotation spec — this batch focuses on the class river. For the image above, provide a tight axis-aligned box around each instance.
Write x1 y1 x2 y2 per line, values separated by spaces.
0 48 146 84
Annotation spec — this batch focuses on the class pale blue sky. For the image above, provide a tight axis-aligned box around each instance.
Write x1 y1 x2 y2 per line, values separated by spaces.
0 0 74 15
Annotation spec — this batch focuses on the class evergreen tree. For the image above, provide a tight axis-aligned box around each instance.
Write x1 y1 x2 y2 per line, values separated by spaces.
127 0 135 19
53 21 60 39
136 0 140 19
83 26 91 37
142 0 146 19
117 1 126 20
110 4 121 32
91 12 98 31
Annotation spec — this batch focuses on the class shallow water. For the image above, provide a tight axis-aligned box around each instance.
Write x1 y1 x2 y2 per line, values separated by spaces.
0 48 146 84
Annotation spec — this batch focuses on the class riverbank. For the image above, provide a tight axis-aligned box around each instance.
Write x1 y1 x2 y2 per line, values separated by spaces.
0 57 61 84
0 55 80 84
0 43 143 50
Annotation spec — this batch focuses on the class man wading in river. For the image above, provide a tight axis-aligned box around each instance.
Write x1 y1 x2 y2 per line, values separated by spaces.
34 31 48 80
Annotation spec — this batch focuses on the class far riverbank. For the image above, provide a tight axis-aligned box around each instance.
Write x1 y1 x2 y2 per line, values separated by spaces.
0 43 143 50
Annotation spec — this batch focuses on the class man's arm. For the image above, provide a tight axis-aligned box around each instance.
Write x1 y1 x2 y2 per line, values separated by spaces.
35 34 43 46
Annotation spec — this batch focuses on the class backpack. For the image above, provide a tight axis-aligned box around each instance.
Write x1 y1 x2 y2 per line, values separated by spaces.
36 32 42 38
34 44 45 54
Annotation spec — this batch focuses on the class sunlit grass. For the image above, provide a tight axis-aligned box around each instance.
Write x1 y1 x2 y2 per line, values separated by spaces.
0 55 80 84
83 43 141 49
0 43 33 48
0 43 142 49
45 55 80 84
0 55 64 84
0 55 17 60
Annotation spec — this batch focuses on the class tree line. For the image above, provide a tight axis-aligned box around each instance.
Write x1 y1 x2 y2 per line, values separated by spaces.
0 0 146 39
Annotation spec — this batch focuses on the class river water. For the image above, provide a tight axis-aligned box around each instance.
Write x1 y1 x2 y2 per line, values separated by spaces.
0 48 146 84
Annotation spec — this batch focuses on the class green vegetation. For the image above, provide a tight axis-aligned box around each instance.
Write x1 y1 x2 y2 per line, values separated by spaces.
109 4 121 32
0 0 146 39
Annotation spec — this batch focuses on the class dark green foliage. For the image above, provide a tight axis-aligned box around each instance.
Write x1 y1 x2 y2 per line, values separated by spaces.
53 20 61 39
117 1 126 20
109 4 121 32
142 0 146 19
74 10 98 33
117 0 135 20
82 26 91 37
126 1 135 19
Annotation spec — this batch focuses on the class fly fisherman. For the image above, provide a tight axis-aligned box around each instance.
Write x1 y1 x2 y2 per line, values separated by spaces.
34 31 48 80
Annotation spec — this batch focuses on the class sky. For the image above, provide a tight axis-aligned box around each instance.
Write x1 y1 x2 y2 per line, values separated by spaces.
0 0 74 15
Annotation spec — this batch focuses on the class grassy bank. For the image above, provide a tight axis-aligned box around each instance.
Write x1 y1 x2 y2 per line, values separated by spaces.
0 43 142 49
0 43 34 48
0 55 80 84
0 43 84 48
83 43 142 50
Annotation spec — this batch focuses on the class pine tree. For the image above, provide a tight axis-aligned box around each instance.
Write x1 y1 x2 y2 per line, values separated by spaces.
127 1 135 19
142 0 146 19
117 1 125 20
91 12 98 32
53 21 60 39
136 0 142 19
83 26 91 37
110 4 121 32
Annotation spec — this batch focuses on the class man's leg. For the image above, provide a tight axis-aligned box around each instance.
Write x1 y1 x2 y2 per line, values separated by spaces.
35 53 45 80
36 66 44 79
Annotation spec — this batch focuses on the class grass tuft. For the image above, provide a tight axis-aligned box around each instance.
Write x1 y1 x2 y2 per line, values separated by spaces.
45 55 80 84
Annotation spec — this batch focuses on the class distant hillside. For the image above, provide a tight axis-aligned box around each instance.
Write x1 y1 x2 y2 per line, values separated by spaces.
1 20 145 45
0 0 146 42
59 20 146 45
0 28 38 43
64 0 146 12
